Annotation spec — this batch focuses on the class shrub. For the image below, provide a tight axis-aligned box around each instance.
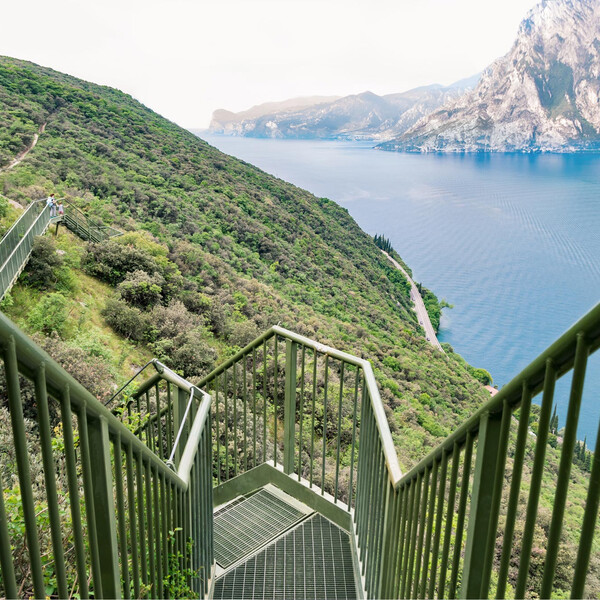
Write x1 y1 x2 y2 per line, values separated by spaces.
150 300 203 339
34 332 115 403
28 292 69 336
84 240 160 285
102 298 150 341
24 236 63 289
117 269 164 308
152 328 216 378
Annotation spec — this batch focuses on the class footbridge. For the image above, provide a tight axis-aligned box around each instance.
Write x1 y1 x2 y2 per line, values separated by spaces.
0 198 121 300
0 212 599 598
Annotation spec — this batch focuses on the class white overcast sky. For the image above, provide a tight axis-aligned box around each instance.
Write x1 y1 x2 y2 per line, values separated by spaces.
1 0 538 128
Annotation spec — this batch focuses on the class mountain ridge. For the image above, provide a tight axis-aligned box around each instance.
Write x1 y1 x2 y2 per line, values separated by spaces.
379 0 600 152
207 77 479 141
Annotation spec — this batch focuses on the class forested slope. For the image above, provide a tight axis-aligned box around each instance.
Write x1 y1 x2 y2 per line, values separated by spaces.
0 55 489 470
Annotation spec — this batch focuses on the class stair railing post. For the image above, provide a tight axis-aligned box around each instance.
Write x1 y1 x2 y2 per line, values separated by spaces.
283 339 297 475
460 410 503 599
87 414 122 598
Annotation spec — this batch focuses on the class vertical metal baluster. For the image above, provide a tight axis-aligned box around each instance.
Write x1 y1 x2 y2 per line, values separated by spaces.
156 383 163 459
298 345 306 481
263 339 268 463
78 408 103 598
322 354 329 495
405 471 423 598
126 445 140 600
496 383 531 599
541 335 589 598
428 450 448 599
439 442 460 598
153 466 163 599
334 361 345 503
479 401 511 598
160 473 168 599
274 338 279 467
146 462 156 597
0 467 16 599
233 362 238 477
35 363 68 599
215 374 221 484
243 355 248 472
114 435 130 598
571 411 600 598
310 351 318 487
224 369 229 481
146 391 153 451
253 347 258 467
449 433 474 599
136 392 142 439
419 459 438 599
137 455 148 597
412 466 430 599
515 359 557 599
63 396 93 598
348 369 360 510
399 479 417 598
2 337 45 599
167 382 173 452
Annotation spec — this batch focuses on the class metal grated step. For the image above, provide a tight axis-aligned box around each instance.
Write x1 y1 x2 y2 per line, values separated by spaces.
214 514 358 600
214 487 310 569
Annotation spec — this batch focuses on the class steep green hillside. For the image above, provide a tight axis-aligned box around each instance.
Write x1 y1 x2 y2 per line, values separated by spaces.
0 57 598 597
0 55 487 472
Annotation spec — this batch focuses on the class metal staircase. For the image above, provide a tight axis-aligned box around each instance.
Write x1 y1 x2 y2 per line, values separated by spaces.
0 198 121 300
0 217 598 597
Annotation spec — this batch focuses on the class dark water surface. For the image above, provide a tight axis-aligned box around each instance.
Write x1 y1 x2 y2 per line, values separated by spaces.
201 134 600 445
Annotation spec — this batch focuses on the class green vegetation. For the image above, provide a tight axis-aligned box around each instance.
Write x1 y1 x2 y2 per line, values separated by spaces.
0 56 597 596
0 55 494 468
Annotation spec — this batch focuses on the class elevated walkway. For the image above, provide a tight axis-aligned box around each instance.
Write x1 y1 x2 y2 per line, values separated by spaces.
0 198 120 299
0 218 598 597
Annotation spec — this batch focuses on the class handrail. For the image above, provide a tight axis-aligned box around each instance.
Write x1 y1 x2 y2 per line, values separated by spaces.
0 311 214 598
0 199 51 299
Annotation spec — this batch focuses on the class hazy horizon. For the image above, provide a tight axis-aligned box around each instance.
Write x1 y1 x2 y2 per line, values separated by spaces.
1 0 538 129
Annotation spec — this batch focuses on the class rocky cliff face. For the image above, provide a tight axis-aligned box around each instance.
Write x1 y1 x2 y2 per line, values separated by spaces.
208 78 477 141
380 0 600 152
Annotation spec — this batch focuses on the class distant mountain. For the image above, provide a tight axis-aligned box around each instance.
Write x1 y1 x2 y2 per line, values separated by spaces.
380 0 600 153
207 77 479 141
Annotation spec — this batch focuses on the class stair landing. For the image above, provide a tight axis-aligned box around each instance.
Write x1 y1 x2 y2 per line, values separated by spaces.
213 484 360 600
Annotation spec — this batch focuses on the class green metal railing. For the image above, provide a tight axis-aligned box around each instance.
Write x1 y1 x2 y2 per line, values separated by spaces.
0 197 121 301
196 306 600 599
60 200 122 243
0 312 213 599
0 233 598 599
0 199 50 300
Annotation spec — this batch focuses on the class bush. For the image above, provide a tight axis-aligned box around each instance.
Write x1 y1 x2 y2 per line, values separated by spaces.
34 333 115 403
24 236 63 289
152 328 216 378
84 240 160 285
28 292 69 336
117 269 164 308
102 298 150 341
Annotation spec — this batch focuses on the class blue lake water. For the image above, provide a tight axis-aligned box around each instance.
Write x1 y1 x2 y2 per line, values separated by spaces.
201 134 600 446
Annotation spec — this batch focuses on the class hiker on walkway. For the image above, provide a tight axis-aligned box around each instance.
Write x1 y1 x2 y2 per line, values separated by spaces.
46 193 57 217
57 200 64 216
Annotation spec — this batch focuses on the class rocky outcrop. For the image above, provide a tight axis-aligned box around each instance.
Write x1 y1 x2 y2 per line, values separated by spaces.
380 0 600 152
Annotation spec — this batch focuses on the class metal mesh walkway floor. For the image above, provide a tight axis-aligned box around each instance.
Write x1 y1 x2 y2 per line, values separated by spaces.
214 488 359 600
214 486 310 569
